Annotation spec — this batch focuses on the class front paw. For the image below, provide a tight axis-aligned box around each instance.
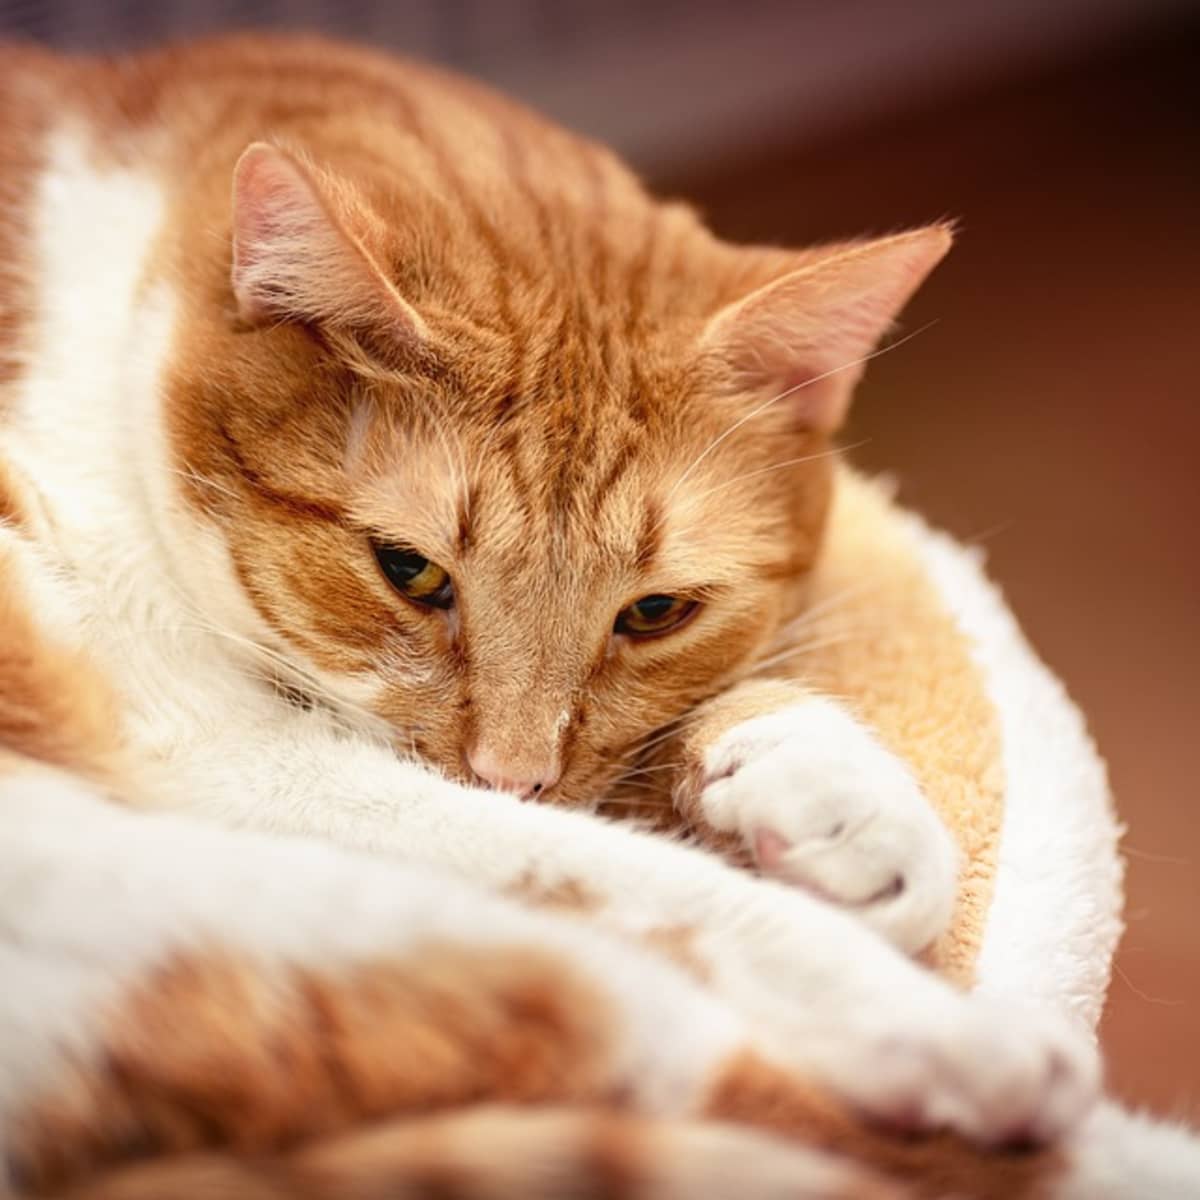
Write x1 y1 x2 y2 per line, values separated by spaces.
687 700 959 953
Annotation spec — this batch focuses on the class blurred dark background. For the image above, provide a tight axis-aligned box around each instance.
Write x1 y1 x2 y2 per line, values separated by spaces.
5 0 1197 1116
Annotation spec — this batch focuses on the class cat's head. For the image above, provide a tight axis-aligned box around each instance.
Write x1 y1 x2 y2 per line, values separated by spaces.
166 141 949 804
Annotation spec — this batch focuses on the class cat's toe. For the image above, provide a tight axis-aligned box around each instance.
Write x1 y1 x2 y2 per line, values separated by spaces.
752 823 902 903
841 997 1101 1146
702 700 960 953
748 811 957 953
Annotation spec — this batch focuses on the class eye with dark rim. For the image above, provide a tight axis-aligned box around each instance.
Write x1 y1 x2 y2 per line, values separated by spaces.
371 541 455 610
614 594 699 639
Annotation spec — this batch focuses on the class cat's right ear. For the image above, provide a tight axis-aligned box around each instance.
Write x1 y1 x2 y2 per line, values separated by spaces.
701 226 952 435
231 142 424 344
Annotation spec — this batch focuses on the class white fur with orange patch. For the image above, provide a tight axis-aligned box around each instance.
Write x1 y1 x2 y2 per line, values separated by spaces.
3 130 224 749
0 765 753 1187
2 129 385 757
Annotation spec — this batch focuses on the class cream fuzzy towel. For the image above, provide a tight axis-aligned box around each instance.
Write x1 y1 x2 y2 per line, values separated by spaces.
801 470 1124 1022
912 504 1125 1031
795 470 1199 1198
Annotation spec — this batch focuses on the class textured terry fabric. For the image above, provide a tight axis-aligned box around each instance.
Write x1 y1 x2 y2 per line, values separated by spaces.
907 502 1124 1034
803 470 1006 986
806 469 1121 1022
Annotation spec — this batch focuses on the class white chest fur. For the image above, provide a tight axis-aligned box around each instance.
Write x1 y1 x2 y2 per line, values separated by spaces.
0 127 280 750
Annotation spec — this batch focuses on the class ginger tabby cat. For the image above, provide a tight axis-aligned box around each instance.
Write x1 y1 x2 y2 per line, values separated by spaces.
0 32 1128 1200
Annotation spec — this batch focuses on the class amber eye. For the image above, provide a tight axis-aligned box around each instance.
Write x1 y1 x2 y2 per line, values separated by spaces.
372 542 454 610
614 594 698 638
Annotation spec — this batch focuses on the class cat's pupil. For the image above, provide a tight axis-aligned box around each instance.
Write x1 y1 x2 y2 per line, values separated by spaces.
372 542 454 609
385 550 426 583
615 593 696 638
636 595 676 620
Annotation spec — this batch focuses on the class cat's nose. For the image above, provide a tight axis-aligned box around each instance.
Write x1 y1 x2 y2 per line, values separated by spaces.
467 743 561 799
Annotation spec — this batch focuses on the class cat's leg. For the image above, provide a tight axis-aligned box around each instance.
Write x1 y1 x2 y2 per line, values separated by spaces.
149 710 1095 1149
660 678 959 954
54 1109 903 1200
0 758 895 1200
0 497 130 792
712 1065 1200 1200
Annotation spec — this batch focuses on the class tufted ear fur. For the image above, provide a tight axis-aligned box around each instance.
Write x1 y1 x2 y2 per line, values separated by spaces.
702 225 952 433
231 141 425 343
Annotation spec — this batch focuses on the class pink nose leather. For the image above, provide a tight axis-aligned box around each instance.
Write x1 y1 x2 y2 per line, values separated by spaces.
468 744 561 799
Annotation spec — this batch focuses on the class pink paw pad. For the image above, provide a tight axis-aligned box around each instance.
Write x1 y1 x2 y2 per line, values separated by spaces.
753 827 791 871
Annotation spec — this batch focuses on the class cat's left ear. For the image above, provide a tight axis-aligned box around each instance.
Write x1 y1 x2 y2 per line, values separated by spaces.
230 142 425 345
701 225 952 433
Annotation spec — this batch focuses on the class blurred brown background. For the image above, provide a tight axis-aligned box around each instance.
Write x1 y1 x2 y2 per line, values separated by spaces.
5 0 1196 1118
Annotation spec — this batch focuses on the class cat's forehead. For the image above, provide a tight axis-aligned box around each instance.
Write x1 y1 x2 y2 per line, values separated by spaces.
347 388 774 592
376 167 736 385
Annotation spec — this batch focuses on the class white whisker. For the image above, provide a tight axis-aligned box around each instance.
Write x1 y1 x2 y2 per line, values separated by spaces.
615 761 685 781
748 632 857 675
164 463 240 503
774 577 882 638
681 440 868 509
660 322 935 517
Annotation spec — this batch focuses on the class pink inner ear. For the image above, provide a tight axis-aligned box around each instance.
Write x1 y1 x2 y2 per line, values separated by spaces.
234 160 300 272
230 142 426 344
704 226 953 435
715 334 861 436
231 143 326 325
775 365 850 434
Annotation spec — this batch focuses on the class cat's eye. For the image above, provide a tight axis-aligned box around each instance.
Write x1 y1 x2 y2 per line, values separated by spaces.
614 594 698 639
372 542 454 610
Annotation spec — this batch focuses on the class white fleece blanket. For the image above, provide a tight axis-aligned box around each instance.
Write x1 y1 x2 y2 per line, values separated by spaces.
910 514 1200 1197
909 517 1124 1035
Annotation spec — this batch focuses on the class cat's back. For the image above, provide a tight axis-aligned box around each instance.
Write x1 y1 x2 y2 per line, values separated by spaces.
2 33 560 143
1 34 647 213
0 33 682 403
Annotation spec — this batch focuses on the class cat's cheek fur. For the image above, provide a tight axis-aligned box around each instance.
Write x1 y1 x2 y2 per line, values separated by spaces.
697 698 961 954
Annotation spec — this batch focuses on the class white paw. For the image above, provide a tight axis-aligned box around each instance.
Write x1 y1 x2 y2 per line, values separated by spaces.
834 994 1101 1146
695 700 960 953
